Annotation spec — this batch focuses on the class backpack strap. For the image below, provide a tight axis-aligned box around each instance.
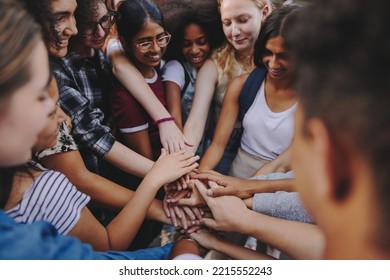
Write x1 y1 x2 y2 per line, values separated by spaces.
179 61 193 97
238 67 267 121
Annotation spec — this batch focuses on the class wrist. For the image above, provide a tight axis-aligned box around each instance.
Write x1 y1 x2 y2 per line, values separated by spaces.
154 116 175 125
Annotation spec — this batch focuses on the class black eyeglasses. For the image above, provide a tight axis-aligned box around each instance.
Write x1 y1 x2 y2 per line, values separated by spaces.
84 11 119 36
135 33 171 53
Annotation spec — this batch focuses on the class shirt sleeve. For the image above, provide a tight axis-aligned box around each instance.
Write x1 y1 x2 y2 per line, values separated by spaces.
5 170 91 235
250 171 313 224
51 59 115 158
161 60 186 89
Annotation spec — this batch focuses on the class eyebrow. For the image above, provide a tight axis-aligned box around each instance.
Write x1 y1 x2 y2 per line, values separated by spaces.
136 32 166 41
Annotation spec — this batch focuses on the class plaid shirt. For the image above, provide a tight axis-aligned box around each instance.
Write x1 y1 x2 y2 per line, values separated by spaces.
51 49 115 172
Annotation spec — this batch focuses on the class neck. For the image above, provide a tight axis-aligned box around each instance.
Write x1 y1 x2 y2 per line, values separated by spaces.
266 75 294 92
134 60 155 79
236 50 254 72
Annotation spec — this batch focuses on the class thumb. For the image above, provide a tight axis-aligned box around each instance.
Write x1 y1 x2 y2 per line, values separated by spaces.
207 187 228 197
159 148 167 159
194 180 212 204
201 217 219 231
208 180 222 189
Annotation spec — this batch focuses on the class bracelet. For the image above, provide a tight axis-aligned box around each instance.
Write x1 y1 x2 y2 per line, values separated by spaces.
154 116 175 125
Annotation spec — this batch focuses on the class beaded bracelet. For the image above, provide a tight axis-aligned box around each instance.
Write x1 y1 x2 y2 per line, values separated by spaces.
154 116 175 125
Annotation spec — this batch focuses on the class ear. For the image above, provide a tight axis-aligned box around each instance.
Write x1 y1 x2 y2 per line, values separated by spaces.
306 118 352 203
262 4 270 20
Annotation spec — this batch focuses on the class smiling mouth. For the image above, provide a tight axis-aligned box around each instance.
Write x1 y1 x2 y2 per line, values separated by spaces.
58 39 69 48
189 56 203 63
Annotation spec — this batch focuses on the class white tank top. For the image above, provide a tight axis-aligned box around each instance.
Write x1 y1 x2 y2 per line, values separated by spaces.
241 81 297 161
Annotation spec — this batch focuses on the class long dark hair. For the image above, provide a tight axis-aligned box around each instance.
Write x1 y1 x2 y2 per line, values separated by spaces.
116 0 164 53
254 4 301 68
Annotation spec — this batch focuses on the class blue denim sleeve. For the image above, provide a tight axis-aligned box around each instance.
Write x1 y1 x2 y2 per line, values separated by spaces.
99 243 173 260
0 212 172 260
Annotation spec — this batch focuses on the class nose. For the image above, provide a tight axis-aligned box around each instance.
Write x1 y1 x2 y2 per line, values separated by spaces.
232 22 241 37
95 24 106 38
150 39 161 53
269 55 281 69
64 17 78 36
190 44 200 55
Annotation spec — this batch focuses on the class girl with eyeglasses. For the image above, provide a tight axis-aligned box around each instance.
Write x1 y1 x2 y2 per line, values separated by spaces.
111 0 172 162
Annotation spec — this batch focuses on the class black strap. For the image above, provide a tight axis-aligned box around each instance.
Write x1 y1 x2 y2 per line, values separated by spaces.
180 61 192 97
238 67 267 121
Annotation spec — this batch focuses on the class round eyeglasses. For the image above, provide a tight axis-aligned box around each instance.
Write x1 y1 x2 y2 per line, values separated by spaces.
135 33 171 53
84 11 119 36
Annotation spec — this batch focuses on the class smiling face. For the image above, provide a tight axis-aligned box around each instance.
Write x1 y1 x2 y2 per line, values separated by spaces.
49 0 78 57
82 2 112 50
261 36 293 81
130 20 167 72
0 41 54 166
220 0 266 54
182 23 211 69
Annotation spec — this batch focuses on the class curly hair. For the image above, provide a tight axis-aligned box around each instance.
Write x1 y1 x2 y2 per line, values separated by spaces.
74 0 106 35
164 9 224 62
17 0 61 50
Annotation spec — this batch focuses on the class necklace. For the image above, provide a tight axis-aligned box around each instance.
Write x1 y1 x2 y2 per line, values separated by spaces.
236 54 254 72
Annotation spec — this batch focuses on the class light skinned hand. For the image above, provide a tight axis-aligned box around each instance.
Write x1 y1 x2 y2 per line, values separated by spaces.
191 170 252 199
158 121 193 153
194 180 250 232
147 149 199 187
190 228 221 250
176 180 207 207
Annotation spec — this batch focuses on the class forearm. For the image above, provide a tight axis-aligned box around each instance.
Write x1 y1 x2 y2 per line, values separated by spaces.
106 176 161 250
244 211 325 259
104 141 154 178
183 119 206 153
252 191 312 223
111 51 171 120
249 178 294 193
199 143 226 170
252 147 292 177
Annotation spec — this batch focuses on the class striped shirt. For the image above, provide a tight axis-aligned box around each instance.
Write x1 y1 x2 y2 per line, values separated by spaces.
6 170 90 235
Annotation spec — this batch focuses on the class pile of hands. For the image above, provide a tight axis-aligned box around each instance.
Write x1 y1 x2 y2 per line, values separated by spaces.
163 172 208 234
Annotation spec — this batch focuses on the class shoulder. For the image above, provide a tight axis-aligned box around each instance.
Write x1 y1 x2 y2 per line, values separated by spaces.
163 60 184 72
229 73 250 91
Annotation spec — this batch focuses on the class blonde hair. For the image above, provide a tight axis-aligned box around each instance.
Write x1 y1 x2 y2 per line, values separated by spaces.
214 0 273 81
0 0 42 113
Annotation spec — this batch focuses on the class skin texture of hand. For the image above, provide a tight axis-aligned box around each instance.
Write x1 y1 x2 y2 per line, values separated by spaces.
190 228 274 260
194 180 251 232
145 149 199 188
192 169 294 198
189 228 221 250
191 170 253 199
175 179 207 207
158 120 193 153
163 180 205 228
